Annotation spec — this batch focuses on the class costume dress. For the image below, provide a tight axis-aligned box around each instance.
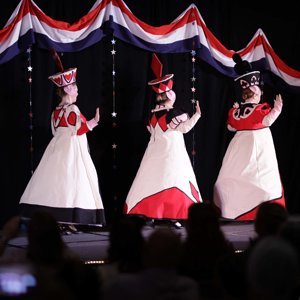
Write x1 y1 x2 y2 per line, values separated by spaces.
124 107 202 220
20 103 105 225
213 102 285 220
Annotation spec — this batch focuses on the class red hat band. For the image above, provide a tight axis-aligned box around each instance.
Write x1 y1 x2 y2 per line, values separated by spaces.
151 78 173 94
148 73 174 94
49 68 77 88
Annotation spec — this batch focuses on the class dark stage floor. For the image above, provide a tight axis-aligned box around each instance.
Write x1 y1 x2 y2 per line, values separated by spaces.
2 220 256 263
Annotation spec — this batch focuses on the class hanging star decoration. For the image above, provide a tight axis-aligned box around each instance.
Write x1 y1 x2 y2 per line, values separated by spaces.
190 50 197 104
26 45 34 173
111 36 118 202
190 49 197 163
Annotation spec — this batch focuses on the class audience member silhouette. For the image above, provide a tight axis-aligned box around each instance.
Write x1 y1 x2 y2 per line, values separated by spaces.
178 201 235 299
103 226 199 300
237 201 288 270
246 236 299 300
1 202 298 300
0 212 103 299
0 216 21 259
279 217 300 257
216 201 289 300
254 201 288 239
26 211 102 300
97 215 145 290
242 201 289 265
278 217 300 298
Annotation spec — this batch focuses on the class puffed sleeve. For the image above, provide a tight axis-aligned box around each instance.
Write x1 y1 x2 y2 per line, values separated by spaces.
65 104 90 136
174 112 201 133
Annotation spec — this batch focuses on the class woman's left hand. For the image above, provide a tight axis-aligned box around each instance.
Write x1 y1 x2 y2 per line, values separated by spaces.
94 107 100 123
195 100 201 115
274 94 283 110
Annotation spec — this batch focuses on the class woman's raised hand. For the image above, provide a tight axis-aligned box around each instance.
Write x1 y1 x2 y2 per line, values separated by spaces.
94 107 100 123
195 100 201 115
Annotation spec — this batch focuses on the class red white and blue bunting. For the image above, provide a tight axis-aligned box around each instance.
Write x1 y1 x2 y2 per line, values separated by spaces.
1 0 300 93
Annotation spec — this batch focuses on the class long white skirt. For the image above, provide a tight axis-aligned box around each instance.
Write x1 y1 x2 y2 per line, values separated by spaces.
20 128 105 224
214 128 283 219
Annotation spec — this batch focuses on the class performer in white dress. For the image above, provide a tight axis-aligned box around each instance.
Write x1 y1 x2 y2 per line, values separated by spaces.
213 54 285 220
20 50 105 225
124 54 202 220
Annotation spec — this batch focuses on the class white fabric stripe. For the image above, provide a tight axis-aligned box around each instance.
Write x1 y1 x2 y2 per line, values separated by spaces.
111 5 234 67
110 7 198 43
0 13 32 55
1 0 299 87
4 0 23 27
242 40 300 87
267 52 300 86
30 10 108 43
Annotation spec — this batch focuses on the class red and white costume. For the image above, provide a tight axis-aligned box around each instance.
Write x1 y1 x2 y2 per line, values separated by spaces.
20 103 105 224
213 101 285 220
124 107 202 220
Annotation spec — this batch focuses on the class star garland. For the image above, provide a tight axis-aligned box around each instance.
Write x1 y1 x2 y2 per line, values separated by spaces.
190 48 197 168
111 36 118 202
26 45 34 174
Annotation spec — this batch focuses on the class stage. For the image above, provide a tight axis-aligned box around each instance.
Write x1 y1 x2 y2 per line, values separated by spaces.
2 220 256 263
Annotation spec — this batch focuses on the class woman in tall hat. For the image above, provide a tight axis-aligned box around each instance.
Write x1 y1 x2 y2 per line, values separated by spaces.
124 54 202 221
19 50 105 226
213 53 285 220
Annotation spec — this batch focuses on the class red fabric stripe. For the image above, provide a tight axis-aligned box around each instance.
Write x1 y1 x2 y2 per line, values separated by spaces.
127 187 196 219
190 181 200 202
30 0 109 31
238 33 300 78
157 114 168 131
113 0 197 35
193 10 234 58
0 0 30 43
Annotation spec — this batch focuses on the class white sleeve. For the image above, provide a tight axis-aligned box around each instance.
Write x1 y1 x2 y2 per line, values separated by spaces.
227 124 237 132
50 112 55 135
173 112 201 133
262 100 282 127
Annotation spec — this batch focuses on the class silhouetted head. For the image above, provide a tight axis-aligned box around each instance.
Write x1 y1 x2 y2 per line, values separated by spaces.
27 211 65 264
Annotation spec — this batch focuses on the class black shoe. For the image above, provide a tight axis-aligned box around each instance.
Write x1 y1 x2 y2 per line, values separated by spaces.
59 224 76 235
67 224 79 233
169 220 184 229
145 219 155 227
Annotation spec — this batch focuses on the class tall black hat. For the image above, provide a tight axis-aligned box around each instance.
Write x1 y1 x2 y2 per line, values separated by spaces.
232 53 263 96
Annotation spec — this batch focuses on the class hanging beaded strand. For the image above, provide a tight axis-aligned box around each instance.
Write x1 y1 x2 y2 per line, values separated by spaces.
190 48 197 168
111 36 118 203
26 45 34 174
